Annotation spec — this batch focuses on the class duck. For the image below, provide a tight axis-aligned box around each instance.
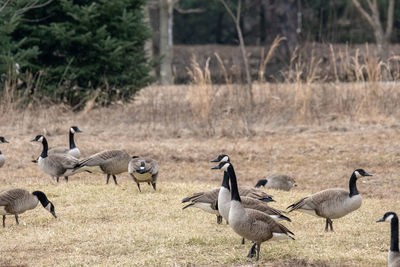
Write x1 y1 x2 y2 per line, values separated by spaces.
0 188 57 227
48 126 83 158
287 169 372 231
31 135 83 182
76 150 130 185
128 156 159 192
212 161 294 261
255 173 297 191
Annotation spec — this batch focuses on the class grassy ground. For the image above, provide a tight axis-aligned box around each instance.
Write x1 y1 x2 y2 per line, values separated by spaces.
1 84 400 266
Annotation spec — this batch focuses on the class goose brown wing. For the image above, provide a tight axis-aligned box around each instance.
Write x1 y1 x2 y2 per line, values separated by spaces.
246 208 294 236
182 188 219 203
48 154 79 169
0 189 29 206
288 188 348 212
80 150 128 166
239 186 274 201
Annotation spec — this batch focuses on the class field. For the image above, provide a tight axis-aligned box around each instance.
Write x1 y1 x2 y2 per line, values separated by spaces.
0 83 400 266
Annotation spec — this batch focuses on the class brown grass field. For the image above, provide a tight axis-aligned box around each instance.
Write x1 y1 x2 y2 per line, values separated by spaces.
0 83 400 266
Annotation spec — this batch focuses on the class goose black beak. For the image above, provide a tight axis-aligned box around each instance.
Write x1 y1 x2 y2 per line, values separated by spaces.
376 218 384 223
76 129 82 133
3 140 9 143
210 157 220 163
363 172 372 177
211 164 220 169
30 138 37 142
51 211 57 218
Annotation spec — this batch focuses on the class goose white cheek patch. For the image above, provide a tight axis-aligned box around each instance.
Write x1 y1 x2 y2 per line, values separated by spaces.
45 203 52 212
354 171 361 178
38 136 44 142
70 128 75 134
221 156 229 162
221 163 230 171
386 214 394 222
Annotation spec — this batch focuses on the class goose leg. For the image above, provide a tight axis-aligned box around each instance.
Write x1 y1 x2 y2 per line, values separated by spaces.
241 238 245 245
325 219 329 231
216 215 222 224
106 174 110 184
56 176 59 183
112 175 118 185
247 243 257 258
2 215 5 227
15 215 19 225
256 244 261 261
64 176 68 182
152 183 156 191
328 219 334 232
136 183 142 192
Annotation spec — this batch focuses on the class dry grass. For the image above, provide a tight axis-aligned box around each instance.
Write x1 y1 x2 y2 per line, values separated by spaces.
0 83 400 265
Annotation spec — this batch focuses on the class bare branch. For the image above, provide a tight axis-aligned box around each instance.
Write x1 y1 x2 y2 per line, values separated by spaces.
236 0 241 23
0 0 11 13
385 0 395 41
217 0 236 23
352 0 375 28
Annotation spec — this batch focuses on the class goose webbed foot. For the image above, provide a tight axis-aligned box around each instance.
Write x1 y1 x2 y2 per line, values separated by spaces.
247 243 257 258
15 214 19 225
216 215 222 224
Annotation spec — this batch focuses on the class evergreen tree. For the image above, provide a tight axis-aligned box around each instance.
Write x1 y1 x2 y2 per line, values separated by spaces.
14 0 152 105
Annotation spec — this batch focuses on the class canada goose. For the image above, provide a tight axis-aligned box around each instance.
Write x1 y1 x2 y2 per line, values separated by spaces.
182 186 274 224
48 126 82 158
31 135 83 182
377 212 400 267
255 173 297 191
210 154 290 224
212 161 294 261
76 150 130 185
287 169 372 232
128 156 159 192
0 137 9 168
0 188 57 227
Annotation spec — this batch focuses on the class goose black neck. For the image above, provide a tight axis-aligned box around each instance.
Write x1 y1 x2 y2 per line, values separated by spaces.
227 165 241 202
349 173 359 197
41 137 48 158
32 191 50 207
391 215 399 252
69 131 76 149
221 171 230 191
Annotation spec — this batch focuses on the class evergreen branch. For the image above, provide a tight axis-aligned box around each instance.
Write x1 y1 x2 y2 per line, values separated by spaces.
0 0 11 13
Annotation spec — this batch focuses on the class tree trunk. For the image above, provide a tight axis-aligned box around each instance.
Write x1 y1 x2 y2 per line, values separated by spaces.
144 2 155 77
159 0 173 85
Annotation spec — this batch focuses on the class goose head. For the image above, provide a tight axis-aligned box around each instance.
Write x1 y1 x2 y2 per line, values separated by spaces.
31 135 45 143
211 161 231 172
70 126 82 134
210 154 230 163
353 169 372 179
377 212 398 223
32 191 57 218
0 137 9 143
